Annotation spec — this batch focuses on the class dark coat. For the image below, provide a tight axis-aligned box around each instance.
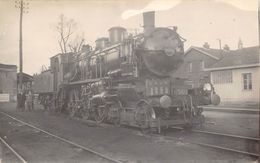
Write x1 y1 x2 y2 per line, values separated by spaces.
21 93 26 107
17 93 22 107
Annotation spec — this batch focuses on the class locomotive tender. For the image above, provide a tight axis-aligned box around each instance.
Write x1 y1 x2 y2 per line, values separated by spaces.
33 11 220 133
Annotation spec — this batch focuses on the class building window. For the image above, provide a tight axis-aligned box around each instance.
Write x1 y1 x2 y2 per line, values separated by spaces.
154 87 158 95
150 88 153 95
165 87 169 94
242 73 252 90
187 62 192 72
199 60 204 71
160 86 164 94
212 70 232 84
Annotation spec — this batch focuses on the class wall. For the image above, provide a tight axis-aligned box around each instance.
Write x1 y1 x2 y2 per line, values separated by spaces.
211 66 259 104
0 68 17 101
173 49 218 88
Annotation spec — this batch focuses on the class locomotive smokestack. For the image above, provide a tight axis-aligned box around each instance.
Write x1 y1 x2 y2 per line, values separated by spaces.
143 11 155 37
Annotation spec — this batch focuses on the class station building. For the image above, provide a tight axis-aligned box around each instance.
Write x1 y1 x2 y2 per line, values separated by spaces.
206 46 259 105
172 42 222 88
174 44 259 105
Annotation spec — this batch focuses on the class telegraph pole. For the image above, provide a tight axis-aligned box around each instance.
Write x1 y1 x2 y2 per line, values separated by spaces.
19 0 23 93
15 0 29 93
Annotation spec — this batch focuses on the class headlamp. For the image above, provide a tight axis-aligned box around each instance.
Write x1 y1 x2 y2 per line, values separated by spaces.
203 83 212 92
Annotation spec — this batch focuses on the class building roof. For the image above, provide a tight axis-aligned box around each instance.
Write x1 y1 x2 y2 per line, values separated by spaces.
0 63 17 69
206 46 260 71
50 52 75 59
185 46 225 60
17 72 33 82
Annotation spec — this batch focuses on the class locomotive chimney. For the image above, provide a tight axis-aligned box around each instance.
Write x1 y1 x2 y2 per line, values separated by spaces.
143 11 155 37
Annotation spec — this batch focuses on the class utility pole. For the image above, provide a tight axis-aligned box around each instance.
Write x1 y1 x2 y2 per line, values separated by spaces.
15 0 29 93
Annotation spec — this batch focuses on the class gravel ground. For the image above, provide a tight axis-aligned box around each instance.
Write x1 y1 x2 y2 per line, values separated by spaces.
165 129 258 158
0 141 22 163
0 102 257 163
0 112 114 163
202 111 259 138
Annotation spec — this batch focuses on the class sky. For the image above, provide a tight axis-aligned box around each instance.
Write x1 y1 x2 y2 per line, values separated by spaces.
0 0 258 75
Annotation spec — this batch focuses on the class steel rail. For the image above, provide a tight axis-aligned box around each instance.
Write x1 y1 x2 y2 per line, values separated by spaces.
191 129 259 141
168 127 259 158
153 134 259 158
190 129 259 157
171 127 259 141
0 136 27 163
192 141 259 158
0 111 122 163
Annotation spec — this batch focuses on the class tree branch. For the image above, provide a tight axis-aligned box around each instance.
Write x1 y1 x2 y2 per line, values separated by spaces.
77 39 85 52
58 40 64 54
55 14 78 54
68 44 74 52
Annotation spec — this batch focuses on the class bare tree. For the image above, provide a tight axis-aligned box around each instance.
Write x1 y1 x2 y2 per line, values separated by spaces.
55 14 77 53
68 33 85 53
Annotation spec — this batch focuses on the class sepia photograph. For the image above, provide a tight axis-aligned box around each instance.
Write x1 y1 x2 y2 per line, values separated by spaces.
0 0 259 162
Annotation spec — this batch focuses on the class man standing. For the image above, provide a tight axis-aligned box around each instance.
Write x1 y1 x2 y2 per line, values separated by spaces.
21 91 26 111
17 92 22 111
26 91 33 111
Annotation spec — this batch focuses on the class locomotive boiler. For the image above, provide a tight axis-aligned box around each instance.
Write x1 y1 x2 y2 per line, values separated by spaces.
33 11 220 133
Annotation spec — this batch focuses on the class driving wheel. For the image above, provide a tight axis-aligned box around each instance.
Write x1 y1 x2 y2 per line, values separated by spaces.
94 106 108 124
136 100 154 133
109 101 121 127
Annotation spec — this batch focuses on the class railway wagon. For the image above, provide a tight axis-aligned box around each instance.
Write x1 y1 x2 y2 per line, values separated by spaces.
34 11 220 132
32 69 54 108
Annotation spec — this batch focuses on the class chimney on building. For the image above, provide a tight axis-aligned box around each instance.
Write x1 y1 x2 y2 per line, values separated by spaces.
223 44 230 51
203 42 210 49
143 11 155 37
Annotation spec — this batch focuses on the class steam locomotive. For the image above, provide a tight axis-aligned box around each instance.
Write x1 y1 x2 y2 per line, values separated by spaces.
33 11 220 133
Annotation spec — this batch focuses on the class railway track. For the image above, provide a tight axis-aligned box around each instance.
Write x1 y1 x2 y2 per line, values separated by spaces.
0 109 258 162
0 111 122 163
166 127 259 158
0 136 27 163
